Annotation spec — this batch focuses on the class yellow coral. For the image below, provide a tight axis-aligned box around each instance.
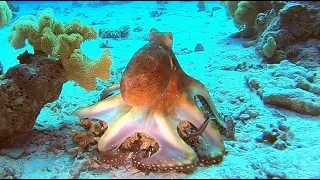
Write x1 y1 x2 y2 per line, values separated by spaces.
54 33 84 60
8 15 38 49
38 8 54 32
222 1 240 17
234 1 259 27
64 19 82 34
262 36 277 58
61 49 113 92
8 9 97 58
52 21 65 35
64 19 97 40
40 27 57 54
0 1 12 28
8 8 111 92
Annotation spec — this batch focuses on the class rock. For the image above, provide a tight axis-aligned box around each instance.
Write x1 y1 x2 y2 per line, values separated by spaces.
25 144 38 156
99 39 112 48
133 26 143 32
278 132 288 141
246 60 320 116
262 88 320 116
194 43 204 52
278 122 290 132
175 48 193 55
273 139 288 150
263 167 287 179
261 131 277 144
239 113 251 121
286 39 320 70
150 10 164 18
0 51 67 140
4 148 25 159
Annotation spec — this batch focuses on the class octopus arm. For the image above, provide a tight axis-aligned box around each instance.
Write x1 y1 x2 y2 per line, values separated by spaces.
177 91 225 165
133 113 198 173
100 84 120 100
97 107 144 164
73 94 131 123
184 78 226 128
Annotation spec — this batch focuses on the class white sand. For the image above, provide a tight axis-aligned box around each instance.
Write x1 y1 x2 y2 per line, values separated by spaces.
1 1 320 179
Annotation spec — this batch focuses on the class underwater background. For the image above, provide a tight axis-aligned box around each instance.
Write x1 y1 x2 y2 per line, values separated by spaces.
0 1 320 179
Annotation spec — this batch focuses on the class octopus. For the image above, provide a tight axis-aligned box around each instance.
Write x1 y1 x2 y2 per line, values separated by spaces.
74 28 230 173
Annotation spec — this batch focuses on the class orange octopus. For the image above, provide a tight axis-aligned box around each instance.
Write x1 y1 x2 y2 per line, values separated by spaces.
74 28 228 173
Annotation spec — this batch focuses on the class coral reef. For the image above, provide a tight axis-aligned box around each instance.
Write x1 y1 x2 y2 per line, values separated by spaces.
255 2 320 63
194 43 204 52
245 60 320 116
221 1 273 38
7 8 112 91
221 1 320 66
74 28 229 173
0 51 67 140
0 1 13 28
99 25 130 39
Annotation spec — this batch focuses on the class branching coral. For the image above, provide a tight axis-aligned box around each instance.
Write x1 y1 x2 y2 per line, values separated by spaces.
7 8 111 91
0 1 12 28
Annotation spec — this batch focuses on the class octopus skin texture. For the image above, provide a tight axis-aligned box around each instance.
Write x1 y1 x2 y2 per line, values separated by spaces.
74 28 227 173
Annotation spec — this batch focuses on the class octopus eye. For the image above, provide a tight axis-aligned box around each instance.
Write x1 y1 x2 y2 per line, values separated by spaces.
168 33 173 39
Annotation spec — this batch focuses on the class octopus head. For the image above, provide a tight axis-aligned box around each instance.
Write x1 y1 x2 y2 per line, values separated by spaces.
120 29 175 107
149 28 173 48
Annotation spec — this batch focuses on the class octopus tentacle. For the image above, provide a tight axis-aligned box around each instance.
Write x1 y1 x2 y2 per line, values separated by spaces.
74 94 131 124
185 79 227 130
196 95 227 135
100 84 120 100
179 99 225 166
195 121 225 166
132 114 198 173
186 116 211 140
197 95 236 139
97 107 143 165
